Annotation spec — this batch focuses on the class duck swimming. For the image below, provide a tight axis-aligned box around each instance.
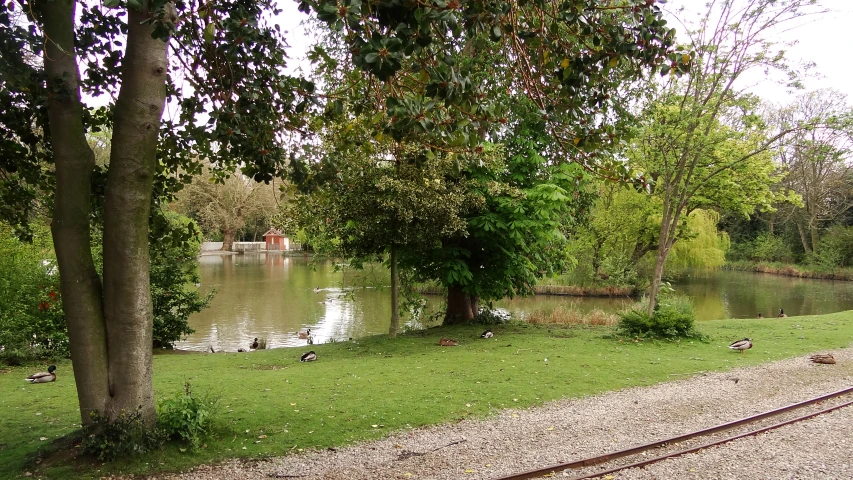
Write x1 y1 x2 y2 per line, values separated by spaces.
728 338 753 354
300 351 317 362
480 329 494 338
26 365 56 383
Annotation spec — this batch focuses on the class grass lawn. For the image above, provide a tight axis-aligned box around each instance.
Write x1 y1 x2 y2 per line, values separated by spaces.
2 311 853 479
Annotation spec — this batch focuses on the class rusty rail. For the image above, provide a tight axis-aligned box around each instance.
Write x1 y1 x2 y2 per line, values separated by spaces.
494 386 853 480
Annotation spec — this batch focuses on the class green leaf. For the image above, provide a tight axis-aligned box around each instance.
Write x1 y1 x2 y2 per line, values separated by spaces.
203 24 215 44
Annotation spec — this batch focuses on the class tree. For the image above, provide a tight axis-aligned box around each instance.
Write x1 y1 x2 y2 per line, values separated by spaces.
772 90 853 256
1 0 310 426
635 0 822 315
177 166 279 251
285 119 480 335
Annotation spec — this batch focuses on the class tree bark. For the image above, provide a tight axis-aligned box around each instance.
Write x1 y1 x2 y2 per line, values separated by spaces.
389 245 400 337
796 222 812 255
41 0 111 425
101 3 170 423
222 229 235 251
444 285 476 324
810 224 820 256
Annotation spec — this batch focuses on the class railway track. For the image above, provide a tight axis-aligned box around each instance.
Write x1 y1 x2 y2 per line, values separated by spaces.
494 386 853 480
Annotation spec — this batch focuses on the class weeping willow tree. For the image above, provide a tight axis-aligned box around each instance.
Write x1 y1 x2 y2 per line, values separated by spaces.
667 210 730 272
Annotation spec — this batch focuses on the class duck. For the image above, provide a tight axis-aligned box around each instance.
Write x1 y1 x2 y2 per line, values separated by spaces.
757 313 763 319
728 338 753 354
307 335 314 345
25 365 56 383
439 338 458 346
778 308 787 318
313 286 321 293
300 351 317 362
250 338 259 350
809 353 836 365
480 329 494 339
298 329 311 339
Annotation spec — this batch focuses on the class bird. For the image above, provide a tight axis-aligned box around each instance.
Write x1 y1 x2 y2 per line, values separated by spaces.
778 309 787 318
25 365 56 383
298 329 311 339
439 338 458 346
250 338 259 350
307 335 314 345
810 354 836 365
313 286 321 293
237 348 246 353
480 329 494 339
209 345 215 353
728 338 753 354
757 313 763 319
300 351 317 362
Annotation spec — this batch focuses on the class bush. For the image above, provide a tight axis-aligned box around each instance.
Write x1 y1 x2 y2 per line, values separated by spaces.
0 223 69 364
617 295 703 340
727 232 793 263
810 225 853 269
82 408 168 461
157 382 219 450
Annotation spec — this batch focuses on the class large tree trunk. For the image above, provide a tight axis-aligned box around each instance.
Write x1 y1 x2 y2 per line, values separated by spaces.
389 245 400 337
41 0 111 424
444 285 477 325
222 229 235 251
101 4 170 423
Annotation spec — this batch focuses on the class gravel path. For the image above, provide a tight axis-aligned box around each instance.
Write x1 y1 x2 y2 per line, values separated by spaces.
155 348 853 480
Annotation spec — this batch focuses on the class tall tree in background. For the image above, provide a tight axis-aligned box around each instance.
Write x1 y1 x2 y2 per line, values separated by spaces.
177 166 279 251
0 0 310 425
772 89 853 256
637 0 822 315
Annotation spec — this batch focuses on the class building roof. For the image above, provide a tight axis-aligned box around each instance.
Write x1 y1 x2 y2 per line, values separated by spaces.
262 228 285 238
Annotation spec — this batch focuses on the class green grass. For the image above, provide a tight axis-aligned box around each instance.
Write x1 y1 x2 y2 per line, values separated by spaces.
2 311 853 479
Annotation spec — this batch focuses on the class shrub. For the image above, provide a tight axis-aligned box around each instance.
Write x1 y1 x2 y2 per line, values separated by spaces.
0 223 69 364
157 382 219 450
472 307 511 325
617 295 703 340
82 408 167 461
810 225 853 269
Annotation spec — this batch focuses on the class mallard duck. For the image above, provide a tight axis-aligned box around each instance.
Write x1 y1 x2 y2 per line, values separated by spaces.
728 338 753 354
810 354 836 365
778 308 787 318
250 338 259 350
298 329 311 339
26 365 56 383
757 313 763 319
480 329 494 339
439 338 458 346
300 351 317 362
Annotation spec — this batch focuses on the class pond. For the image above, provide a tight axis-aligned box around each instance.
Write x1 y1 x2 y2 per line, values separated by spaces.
176 254 853 352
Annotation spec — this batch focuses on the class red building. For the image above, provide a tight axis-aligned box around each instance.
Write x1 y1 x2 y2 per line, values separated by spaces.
262 228 289 251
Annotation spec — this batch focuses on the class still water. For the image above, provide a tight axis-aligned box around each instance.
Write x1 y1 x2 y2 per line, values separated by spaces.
177 254 853 352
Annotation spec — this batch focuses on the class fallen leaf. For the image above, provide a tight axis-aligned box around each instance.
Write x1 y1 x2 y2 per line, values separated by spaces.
290 403 297 406
39 437 47 441
257 435 267 439
547 427 554 431
465 469 475 473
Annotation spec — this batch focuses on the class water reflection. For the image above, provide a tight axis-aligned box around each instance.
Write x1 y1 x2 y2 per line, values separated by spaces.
178 256 853 352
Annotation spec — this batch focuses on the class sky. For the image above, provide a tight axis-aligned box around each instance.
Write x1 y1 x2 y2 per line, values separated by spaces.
270 0 853 106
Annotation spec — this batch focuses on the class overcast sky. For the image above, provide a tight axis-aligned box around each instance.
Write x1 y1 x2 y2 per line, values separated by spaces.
271 0 853 106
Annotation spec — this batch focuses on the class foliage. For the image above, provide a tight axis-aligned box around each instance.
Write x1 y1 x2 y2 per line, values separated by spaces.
727 232 794 264
82 408 168 462
667 210 730 273
299 0 689 186
150 211 213 348
809 225 853 269
0 222 68 364
157 382 219 450
617 295 703 340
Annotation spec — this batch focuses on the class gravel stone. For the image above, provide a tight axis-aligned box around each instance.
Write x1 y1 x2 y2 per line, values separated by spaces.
149 347 853 480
